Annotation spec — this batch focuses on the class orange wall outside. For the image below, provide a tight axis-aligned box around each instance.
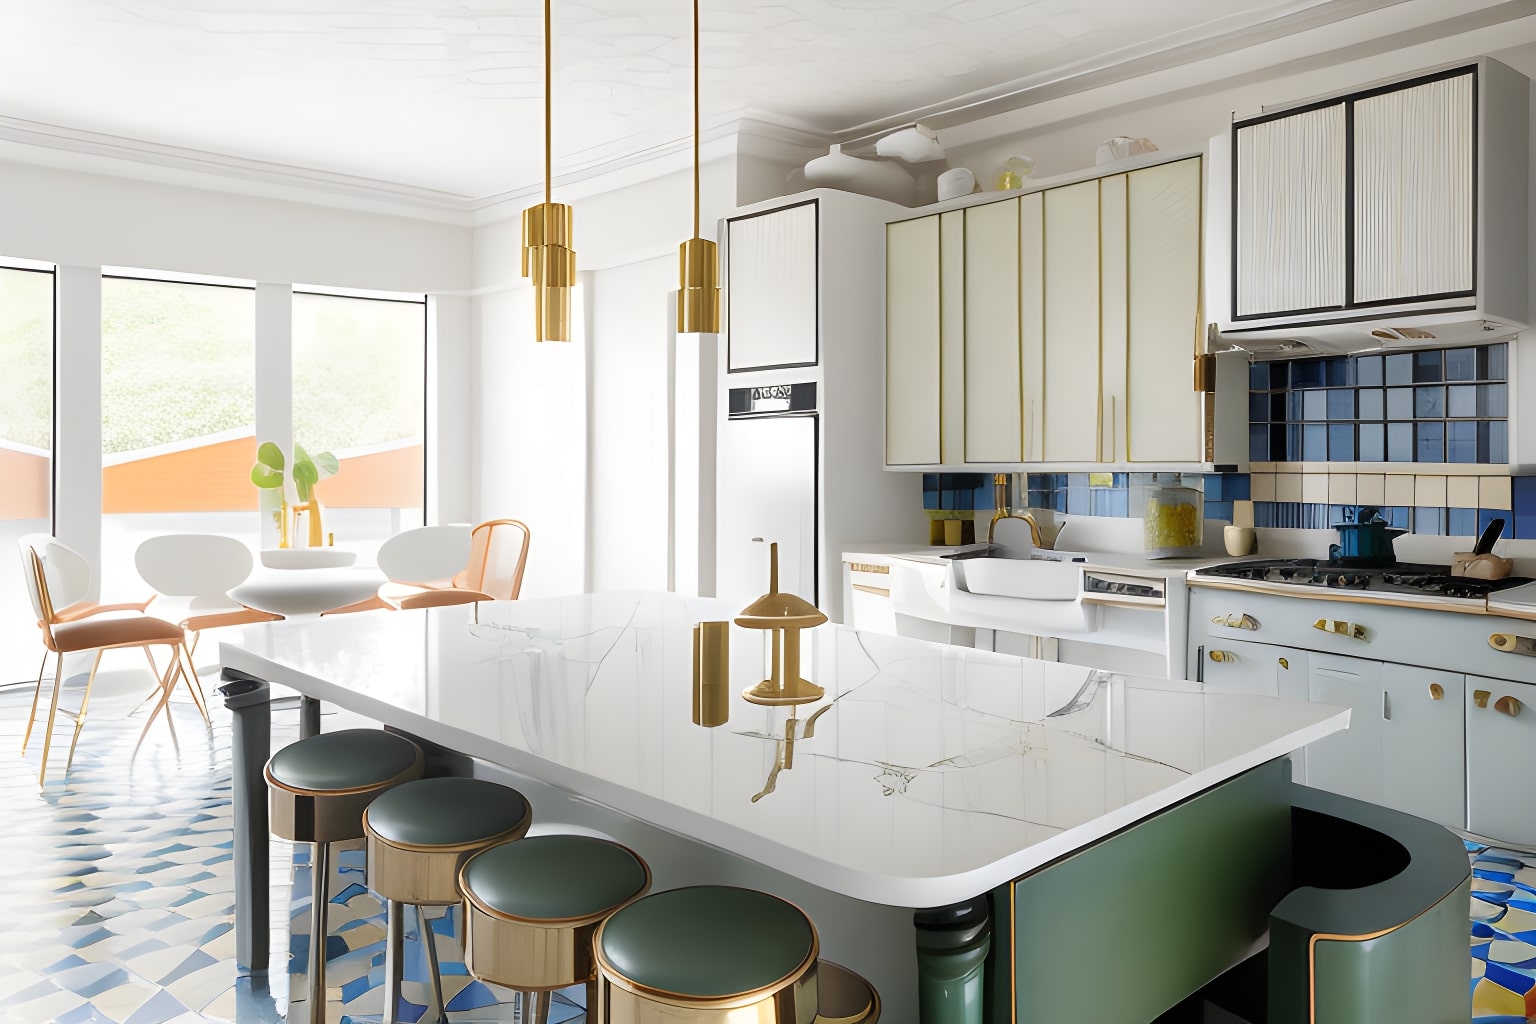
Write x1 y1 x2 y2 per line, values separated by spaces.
102 437 423 514
0 447 49 519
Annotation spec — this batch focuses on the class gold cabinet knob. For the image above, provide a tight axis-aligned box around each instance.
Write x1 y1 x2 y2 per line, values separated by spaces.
1209 650 1236 663
1474 689 1492 709
1495 696 1522 718
1212 613 1259 630
1278 657 1289 670
1428 682 1445 701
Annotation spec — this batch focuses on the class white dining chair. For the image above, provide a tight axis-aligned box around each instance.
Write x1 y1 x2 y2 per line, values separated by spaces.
322 524 472 615
135 534 283 698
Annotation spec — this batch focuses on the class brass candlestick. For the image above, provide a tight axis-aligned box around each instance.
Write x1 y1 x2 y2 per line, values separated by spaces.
735 542 826 706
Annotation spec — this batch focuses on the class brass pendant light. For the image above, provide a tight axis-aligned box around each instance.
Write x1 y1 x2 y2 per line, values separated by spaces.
521 0 575 342
676 0 720 333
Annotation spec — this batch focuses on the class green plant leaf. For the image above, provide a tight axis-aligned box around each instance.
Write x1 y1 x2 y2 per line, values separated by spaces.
292 459 319 502
250 463 284 488
256 441 285 470
312 451 339 478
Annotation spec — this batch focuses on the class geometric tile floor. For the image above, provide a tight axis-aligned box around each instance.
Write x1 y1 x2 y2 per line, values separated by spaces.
1469 842 1536 1024
0 664 1531 1023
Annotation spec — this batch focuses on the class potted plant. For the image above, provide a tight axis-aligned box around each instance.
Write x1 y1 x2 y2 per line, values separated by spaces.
250 442 338 548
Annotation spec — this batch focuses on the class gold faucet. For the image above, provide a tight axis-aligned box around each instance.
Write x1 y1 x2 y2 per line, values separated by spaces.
987 473 1044 547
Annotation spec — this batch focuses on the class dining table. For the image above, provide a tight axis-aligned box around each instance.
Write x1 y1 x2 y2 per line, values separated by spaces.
218 590 1352 1023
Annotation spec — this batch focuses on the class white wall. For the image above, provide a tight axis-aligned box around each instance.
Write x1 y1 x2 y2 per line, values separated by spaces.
587 255 675 592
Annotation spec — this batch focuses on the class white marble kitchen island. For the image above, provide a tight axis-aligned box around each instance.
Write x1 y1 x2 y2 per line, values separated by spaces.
221 591 1348 1023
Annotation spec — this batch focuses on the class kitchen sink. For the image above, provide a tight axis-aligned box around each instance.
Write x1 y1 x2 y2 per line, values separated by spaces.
949 553 1086 601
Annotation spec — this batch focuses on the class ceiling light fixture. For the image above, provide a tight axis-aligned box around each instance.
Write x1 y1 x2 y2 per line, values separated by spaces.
676 0 719 334
521 0 575 342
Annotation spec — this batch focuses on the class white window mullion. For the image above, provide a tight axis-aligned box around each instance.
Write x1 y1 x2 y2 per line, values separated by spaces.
54 265 103 599
254 283 294 550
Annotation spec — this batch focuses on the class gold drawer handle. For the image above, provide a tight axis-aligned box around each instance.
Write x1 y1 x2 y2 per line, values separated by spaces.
1209 650 1236 663
1490 633 1536 657
1428 683 1445 701
1496 696 1522 718
849 562 891 575
1212 613 1259 631
1474 689 1491 709
1314 618 1367 641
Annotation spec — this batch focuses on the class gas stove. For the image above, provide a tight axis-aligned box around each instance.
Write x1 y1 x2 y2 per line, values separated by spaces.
1193 559 1533 603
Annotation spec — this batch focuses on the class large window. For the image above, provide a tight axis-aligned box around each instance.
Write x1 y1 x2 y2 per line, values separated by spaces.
292 291 425 548
0 264 53 683
100 276 257 600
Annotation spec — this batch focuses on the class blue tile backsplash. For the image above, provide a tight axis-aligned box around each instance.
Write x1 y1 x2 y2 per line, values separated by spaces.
1248 345 1508 464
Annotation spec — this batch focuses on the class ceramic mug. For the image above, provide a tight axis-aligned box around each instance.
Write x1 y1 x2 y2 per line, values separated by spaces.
1224 525 1257 557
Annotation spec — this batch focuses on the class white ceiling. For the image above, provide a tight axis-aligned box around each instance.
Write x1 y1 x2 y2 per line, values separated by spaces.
0 0 1392 200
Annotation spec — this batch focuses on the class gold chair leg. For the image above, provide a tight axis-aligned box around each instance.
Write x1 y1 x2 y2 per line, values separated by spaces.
176 642 211 726
136 645 184 755
382 900 406 1024
20 649 48 754
63 650 105 774
521 990 551 1024
37 653 64 787
306 841 331 1024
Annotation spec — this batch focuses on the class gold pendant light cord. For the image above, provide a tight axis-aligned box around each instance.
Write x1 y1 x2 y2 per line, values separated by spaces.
544 0 552 208
692 0 700 238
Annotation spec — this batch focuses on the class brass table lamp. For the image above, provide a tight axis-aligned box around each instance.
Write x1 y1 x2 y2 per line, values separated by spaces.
735 543 826 706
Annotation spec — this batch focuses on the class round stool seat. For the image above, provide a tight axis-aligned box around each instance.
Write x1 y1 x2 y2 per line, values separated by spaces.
265 729 425 845
463 835 649 922
596 885 818 1007
267 728 423 794
363 777 532 907
365 777 532 850
460 836 651 992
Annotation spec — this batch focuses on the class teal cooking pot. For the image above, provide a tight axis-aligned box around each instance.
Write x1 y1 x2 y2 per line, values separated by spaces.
1329 507 1406 564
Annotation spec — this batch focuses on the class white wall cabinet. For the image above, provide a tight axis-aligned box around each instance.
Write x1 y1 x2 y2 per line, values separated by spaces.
884 155 1237 470
727 201 818 371
884 215 939 466
1225 59 1527 335
1466 675 1536 845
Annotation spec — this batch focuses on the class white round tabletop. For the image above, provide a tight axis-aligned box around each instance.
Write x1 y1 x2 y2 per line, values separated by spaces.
260 548 358 570
230 566 384 616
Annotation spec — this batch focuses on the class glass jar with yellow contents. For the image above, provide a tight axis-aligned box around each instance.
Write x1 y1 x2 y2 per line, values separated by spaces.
1143 479 1204 559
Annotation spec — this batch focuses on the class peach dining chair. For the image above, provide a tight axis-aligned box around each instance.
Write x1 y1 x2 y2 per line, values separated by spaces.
17 534 198 785
325 519 530 615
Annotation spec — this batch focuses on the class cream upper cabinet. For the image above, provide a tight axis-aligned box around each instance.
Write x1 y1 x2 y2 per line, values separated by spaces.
884 216 940 466
1098 174 1128 464
727 201 818 370
939 210 966 465
1042 180 1101 463
1127 158 1204 463
964 199 1022 463
1019 193 1045 462
1353 72 1474 303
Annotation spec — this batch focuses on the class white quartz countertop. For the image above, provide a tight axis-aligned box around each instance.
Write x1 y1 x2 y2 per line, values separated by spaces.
221 591 1345 906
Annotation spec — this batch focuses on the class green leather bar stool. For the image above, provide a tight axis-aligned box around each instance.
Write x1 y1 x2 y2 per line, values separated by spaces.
265 728 426 1024
458 834 651 1024
362 777 534 1024
592 885 822 1023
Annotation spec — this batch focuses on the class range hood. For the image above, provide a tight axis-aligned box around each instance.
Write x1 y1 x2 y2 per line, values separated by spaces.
1210 311 1523 361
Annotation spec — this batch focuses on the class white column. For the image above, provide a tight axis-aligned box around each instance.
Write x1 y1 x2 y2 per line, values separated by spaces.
672 325 718 597
254 283 293 550
427 294 472 525
54 265 102 600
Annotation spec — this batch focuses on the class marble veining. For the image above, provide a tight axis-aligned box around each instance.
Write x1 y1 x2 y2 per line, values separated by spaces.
223 591 1347 905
